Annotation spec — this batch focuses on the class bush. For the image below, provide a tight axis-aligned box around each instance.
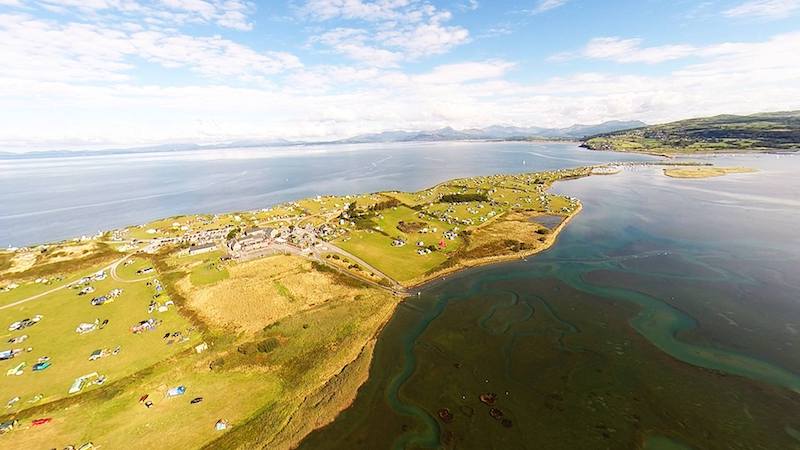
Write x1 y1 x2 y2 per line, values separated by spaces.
209 357 226 370
256 338 279 353
439 193 489 203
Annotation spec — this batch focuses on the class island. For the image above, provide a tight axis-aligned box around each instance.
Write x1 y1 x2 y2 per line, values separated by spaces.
663 166 757 179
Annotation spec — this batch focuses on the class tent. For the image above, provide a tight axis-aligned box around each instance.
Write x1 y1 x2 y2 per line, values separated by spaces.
6 362 25 376
32 361 51 372
167 385 186 397
75 322 97 334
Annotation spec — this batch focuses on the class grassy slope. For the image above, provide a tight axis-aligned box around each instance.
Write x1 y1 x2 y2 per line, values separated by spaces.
583 111 800 154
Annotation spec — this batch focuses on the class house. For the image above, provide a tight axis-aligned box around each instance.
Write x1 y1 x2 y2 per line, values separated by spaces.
194 342 208 354
188 243 217 256
243 227 274 238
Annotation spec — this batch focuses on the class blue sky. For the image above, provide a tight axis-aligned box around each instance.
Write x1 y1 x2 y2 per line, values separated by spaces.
0 0 799 150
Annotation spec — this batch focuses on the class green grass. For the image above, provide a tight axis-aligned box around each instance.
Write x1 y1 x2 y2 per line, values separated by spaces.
188 258 229 287
3 252 398 450
335 204 465 282
273 281 298 303
336 232 451 282
583 111 800 154
0 261 198 410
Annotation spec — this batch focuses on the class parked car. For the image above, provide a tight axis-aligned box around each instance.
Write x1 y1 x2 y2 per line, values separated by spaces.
0 419 18 434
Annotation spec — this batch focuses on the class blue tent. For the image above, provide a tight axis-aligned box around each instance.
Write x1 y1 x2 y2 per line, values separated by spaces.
32 361 51 371
167 385 186 397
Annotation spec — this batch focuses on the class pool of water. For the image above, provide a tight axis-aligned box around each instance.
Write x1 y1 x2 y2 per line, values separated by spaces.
528 214 564 229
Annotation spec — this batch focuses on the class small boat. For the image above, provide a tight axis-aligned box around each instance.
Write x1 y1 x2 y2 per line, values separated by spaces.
479 392 497 405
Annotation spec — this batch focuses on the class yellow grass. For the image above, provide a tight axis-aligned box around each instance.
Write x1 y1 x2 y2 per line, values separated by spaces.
183 255 389 334
663 166 757 178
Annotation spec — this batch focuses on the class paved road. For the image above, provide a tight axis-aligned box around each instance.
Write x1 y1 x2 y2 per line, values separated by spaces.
235 240 408 296
109 255 153 283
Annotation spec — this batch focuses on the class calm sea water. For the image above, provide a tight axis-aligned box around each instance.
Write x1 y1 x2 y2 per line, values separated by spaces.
6 142 800 448
300 153 800 449
0 142 655 247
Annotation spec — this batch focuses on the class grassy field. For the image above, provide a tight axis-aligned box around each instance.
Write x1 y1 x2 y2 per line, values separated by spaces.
0 260 197 412
335 169 585 286
583 111 800 154
335 204 462 282
663 166 757 178
1 247 398 449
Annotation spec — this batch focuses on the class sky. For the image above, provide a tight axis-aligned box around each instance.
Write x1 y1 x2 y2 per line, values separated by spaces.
1 0 799 151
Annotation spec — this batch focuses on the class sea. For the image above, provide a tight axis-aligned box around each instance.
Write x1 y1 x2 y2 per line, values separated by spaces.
4 141 800 448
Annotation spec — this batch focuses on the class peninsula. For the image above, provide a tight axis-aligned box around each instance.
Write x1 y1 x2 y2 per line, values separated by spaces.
582 111 800 155
0 167 586 449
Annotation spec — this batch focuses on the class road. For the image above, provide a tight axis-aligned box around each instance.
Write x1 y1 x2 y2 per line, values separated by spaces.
235 240 408 296
0 254 133 311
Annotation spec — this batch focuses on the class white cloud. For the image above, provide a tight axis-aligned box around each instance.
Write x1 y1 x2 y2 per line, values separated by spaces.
581 37 698 63
532 0 568 14
4 31 799 149
724 0 800 19
312 27 402 67
300 0 414 21
412 60 514 84
33 0 255 30
1 5 799 150
0 13 300 83
302 0 470 65
460 0 479 11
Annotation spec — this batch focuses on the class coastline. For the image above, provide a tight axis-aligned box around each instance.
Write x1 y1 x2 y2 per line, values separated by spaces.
404 202 582 292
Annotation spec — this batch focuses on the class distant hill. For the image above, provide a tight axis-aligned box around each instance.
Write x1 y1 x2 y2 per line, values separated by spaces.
338 120 647 144
582 111 800 155
0 120 647 158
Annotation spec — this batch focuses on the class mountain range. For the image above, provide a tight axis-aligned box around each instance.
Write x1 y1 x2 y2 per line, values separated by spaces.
0 120 647 158
338 120 647 144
